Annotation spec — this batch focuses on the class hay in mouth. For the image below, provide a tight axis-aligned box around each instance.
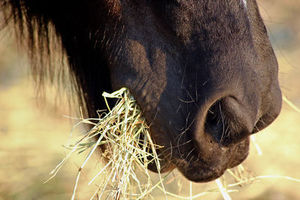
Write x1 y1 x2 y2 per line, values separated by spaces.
46 88 300 200
48 88 168 199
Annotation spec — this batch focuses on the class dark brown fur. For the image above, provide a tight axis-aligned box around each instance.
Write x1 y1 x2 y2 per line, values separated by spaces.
1 0 282 182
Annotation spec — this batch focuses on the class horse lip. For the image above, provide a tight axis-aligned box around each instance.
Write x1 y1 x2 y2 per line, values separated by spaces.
144 106 250 182
169 136 250 182
226 137 250 168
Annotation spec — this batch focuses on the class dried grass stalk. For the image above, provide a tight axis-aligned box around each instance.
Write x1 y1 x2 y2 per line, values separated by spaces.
47 88 300 200
51 88 167 200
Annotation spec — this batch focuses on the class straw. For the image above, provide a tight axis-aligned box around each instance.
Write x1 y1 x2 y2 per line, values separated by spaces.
47 88 300 200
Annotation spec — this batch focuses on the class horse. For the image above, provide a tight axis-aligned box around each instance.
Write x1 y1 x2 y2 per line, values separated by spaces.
1 0 282 182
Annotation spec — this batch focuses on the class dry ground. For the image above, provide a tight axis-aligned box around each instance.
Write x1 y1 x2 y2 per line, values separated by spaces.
0 1 299 199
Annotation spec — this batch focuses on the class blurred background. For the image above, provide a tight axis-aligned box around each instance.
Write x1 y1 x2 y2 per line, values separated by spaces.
0 1 299 199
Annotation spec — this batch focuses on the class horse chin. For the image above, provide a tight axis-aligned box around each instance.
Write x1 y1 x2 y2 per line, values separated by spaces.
148 136 250 183
176 137 250 182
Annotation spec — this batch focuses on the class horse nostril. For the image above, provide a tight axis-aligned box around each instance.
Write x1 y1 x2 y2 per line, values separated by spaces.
205 100 226 143
204 97 255 146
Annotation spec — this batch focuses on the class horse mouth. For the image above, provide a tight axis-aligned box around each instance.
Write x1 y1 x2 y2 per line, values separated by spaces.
173 137 250 182
148 131 250 182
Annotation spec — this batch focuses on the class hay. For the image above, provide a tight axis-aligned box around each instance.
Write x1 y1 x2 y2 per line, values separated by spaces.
47 88 300 200
48 88 168 199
